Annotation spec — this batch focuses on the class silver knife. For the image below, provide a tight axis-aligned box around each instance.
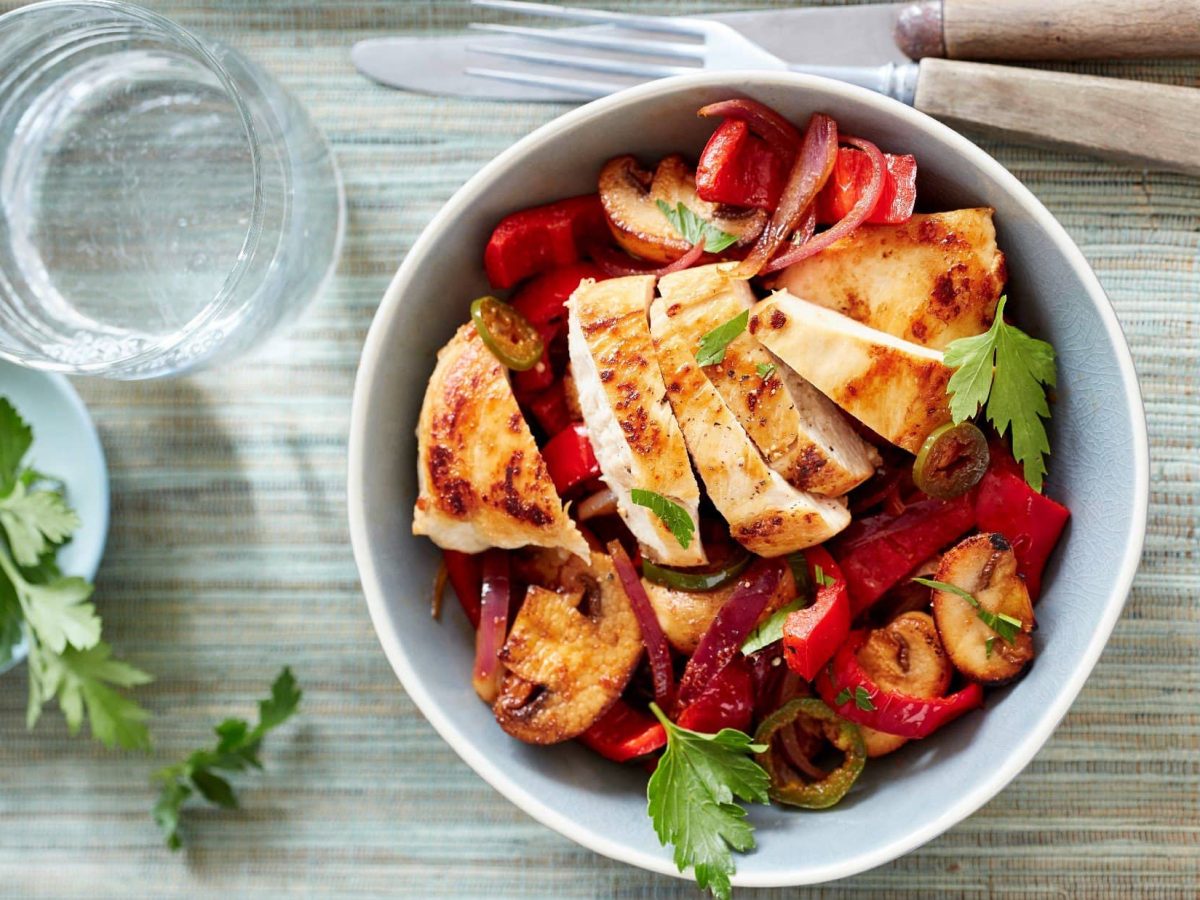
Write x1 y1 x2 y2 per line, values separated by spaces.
351 5 910 103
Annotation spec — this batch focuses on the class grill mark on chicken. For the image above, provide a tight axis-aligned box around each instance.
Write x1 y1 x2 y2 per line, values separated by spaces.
770 309 788 329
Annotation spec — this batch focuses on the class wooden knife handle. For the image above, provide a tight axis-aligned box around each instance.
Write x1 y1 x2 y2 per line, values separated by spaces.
913 59 1200 175
897 0 1200 60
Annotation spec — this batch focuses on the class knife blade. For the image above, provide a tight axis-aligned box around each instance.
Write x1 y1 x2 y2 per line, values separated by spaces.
351 4 910 102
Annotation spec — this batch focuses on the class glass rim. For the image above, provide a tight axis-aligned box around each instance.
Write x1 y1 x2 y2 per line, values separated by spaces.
0 0 267 376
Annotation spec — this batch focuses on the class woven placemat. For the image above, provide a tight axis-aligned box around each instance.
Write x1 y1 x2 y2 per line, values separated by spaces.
0 1 1195 896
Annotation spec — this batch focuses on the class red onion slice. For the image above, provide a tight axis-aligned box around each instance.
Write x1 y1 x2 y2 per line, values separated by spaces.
736 114 838 278
576 486 619 521
591 238 707 278
677 558 788 708
608 540 676 708
697 98 802 154
762 135 887 273
471 550 511 703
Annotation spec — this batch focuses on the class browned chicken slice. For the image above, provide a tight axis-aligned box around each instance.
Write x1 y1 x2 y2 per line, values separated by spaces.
750 292 953 454
413 323 588 560
658 265 877 497
568 275 705 567
771 209 1006 350
649 283 851 557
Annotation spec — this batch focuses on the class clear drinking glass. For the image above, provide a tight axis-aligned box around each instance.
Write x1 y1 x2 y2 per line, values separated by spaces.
0 0 344 378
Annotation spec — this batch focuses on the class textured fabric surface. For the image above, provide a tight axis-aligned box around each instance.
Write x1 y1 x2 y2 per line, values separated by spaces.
0 1 1196 896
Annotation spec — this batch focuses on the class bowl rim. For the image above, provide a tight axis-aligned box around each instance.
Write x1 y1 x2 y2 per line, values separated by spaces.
348 70 1150 887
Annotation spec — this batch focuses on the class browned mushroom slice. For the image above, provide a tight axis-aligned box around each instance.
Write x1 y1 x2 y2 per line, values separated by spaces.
599 154 765 264
932 532 1036 684
493 551 642 744
855 611 953 758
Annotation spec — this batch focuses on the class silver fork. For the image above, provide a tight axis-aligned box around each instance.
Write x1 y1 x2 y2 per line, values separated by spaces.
467 0 918 104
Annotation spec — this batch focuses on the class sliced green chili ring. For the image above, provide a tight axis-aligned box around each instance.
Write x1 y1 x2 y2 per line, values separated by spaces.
754 698 865 809
470 296 544 371
913 421 990 500
641 549 752 592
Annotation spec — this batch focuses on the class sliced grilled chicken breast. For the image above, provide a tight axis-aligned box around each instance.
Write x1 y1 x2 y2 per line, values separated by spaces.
750 292 953 454
649 283 851 557
413 323 588 560
658 264 877 497
771 209 1006 350
567 275 706 566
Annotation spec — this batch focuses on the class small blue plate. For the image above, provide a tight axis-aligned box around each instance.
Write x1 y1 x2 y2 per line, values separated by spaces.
0 359 109 674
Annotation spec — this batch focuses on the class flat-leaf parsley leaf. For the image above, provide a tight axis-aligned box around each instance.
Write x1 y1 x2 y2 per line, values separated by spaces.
646 703 769 900
912 577 1023 644
657 200 738 253
696 310 748 367
630 488 695 549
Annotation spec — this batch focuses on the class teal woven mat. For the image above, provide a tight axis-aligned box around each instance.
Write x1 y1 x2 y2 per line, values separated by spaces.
0 1 1196 896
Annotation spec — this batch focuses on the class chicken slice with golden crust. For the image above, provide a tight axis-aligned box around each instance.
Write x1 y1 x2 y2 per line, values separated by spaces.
648 283 851 557
413 323 588 560
658 264 877 497
771 209 1005 350
750 292 953 454
567 275 705 567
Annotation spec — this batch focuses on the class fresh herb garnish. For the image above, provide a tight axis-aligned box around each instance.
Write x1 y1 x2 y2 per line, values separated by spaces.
630 489 695 549
834 687 852 707
656 200 739 253
813 564 835 589
985 636 996 659
942 295 1057 491
853 686 876 712
912 577 1023 644
695 310 749 367
153 667 301 850
0 398 152 749
755 362 776 380
740 599 805 655
646 703 769 900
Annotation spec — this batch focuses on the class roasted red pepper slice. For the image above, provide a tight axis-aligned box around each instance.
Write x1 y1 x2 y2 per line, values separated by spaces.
541 423 599 496
815 149 917 225
781 547 851 681
816 630 984 739
579 700 667 762
974 444 1070 599
675 656 755 735
483 195 610 290
696 119 792 211
443 550 481 628
832 492 976 615
510 263 608 396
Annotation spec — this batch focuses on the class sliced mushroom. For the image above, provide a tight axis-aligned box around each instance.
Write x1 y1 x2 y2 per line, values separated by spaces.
932 532 1036 684
644 558 796 654
599 155 766 264
855 611 953 758
494 551 642 744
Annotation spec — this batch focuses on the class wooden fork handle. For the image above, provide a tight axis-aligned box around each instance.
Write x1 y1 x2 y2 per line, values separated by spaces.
913 59 1200 176
897 0 1200 60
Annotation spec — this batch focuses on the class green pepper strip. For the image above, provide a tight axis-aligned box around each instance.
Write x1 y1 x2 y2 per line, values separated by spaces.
753 698 865 810
641 550 751 592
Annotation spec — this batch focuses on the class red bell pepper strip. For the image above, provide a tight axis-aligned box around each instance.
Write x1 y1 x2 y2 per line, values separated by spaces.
816 630 984 739
974 445 1070 599
443 550 481 628
781 547 851 681
483 195 610 290
541 424 600 497
579 700 667 762
832 492 976 616
815 149 917 226
521 380 575 436
675 655 755 735
696 119 792 211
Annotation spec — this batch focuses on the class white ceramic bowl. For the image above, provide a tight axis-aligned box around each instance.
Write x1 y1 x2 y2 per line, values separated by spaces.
348 72 1149 887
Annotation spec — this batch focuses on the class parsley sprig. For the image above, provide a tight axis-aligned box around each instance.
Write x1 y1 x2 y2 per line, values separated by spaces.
657 200 738 253
630 489 695 549
942 296 1057 491
153 667 302 849
696 310 749 367
740 599 805 655
0 398 152 749
912 577 1023 644
647 703 769 900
